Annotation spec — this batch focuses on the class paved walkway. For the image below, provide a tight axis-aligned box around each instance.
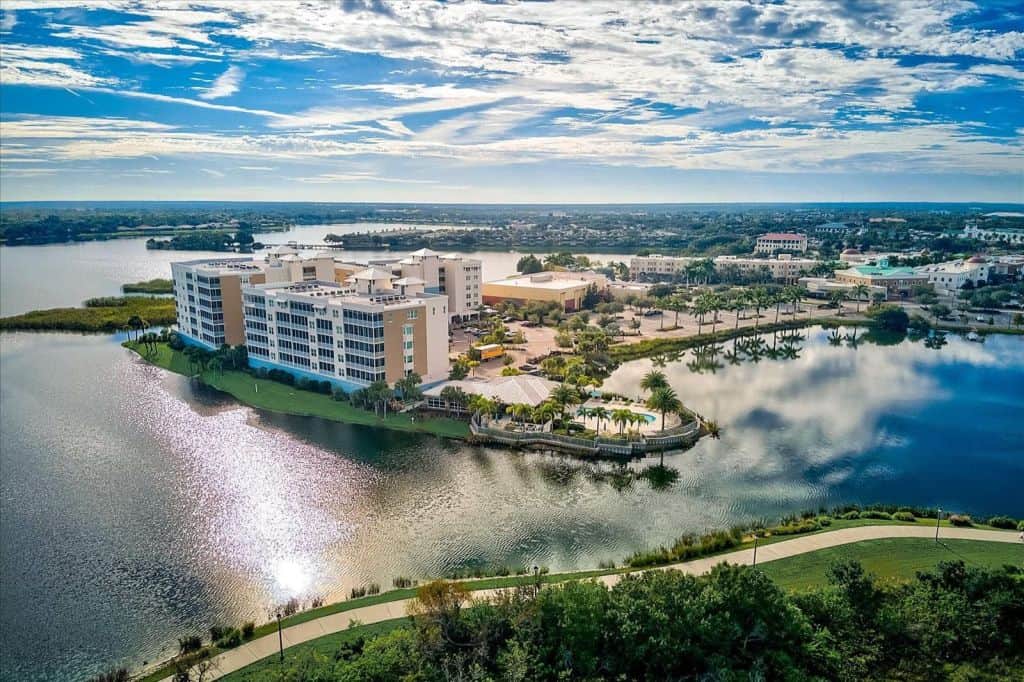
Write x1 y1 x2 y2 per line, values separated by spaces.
162 525 1020 681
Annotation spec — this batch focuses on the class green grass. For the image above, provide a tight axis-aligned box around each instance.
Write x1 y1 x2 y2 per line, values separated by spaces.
760 538 1024 591
125 342 470 439
217 619 410 682
122 278 173 294
0 296 176 332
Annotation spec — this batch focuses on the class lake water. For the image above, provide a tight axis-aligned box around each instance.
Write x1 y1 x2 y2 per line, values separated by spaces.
1 236 1023 681
0 223 631 316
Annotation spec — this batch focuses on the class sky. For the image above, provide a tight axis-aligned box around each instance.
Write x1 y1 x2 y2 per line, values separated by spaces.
0 0 1022 203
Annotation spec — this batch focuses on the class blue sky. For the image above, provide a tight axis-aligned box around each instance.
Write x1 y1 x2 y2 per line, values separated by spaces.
1 0 1022 203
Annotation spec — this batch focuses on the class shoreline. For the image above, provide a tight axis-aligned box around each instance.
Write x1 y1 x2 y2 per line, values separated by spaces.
124 342 472 440
139 520 1022 682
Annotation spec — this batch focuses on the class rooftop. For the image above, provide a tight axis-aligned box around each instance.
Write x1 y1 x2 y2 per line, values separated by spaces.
484 273 594 291
424 375 557 407
758 232 806 240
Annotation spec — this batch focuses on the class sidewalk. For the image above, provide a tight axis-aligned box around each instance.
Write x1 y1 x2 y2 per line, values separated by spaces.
164 524 1020 681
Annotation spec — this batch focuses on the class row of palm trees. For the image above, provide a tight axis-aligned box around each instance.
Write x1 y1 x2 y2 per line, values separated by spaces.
651 285 813 336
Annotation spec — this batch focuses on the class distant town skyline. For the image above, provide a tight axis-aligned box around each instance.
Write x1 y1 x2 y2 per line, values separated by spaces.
1 0 1022 202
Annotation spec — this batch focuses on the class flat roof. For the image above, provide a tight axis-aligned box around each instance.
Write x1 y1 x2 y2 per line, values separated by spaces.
484 275 592 291
759 233 806 240
424 375 557 407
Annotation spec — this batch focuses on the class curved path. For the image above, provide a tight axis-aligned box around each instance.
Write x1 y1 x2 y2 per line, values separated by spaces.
162 525 1021 681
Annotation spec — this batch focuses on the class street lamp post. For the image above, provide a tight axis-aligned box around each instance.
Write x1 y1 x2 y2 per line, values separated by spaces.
935 508 942 542
276 612 284 663
752 533 759 567
533 565 541 596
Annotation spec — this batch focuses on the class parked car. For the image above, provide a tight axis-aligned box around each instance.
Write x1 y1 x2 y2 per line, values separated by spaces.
643 309 662 317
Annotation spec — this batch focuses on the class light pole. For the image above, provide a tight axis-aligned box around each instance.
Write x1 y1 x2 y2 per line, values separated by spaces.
935 508 942 542
276 612 283 663
533 565 540 596
752 533 759 568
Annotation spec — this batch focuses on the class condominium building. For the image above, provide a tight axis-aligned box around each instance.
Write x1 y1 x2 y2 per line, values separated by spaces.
755 233 808 254
915 257 990 294
482 271 608 311
628 254 702 279
172 250 340 349
241 275 449 391
712 254 820 283
171 258 268 348
351 248 482 320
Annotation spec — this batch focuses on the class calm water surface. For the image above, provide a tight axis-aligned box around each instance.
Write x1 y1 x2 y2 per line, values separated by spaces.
1 238 1023 681
0 226 630 316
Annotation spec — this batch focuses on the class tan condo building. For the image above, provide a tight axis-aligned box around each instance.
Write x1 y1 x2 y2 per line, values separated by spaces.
755 233 808 254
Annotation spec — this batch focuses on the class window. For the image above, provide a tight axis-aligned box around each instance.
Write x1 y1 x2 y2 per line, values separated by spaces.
404 340 413 350
402 324 413 336
407 309 418 320
405 354 414 364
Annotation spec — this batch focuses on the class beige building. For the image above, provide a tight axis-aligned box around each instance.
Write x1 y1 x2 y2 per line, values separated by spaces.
346 248 483 320
482 271 607 311
833 261 929 296
915 257 990 294
713 254 819 283
755 233 808 254
171 258 268 348
242 276 449 392
628 254 702 279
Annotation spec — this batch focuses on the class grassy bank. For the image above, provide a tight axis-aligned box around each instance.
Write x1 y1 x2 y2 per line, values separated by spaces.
761 537 1024 590
609 315 855 361
214 532 1022 682
122 278 173 294
125 342 470 439
0 296 175 332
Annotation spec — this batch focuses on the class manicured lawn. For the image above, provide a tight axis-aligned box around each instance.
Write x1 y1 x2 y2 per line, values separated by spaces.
760 538 1024 591
124 342 470 439
217 619 410 682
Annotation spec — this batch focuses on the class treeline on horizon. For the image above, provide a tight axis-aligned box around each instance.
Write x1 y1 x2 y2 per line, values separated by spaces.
2 202 1019 247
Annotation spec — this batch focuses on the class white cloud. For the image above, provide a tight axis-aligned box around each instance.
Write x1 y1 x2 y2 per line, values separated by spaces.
198 64 244 100
200 167 224 177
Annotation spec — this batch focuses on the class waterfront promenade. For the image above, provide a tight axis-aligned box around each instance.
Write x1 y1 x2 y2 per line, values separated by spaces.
161 524 1020 681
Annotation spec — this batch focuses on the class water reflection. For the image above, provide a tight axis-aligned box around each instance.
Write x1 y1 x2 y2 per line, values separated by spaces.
2 328 1023 681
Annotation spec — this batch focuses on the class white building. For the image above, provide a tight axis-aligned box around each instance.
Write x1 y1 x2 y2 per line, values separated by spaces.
171 257 270 349
424 375 558 412
755 233 808 254
242 276 449 392
360 248 482 320
963 223 1024 245
915 257 991 294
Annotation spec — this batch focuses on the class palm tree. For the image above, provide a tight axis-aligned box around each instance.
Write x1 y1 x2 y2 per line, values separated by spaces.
532 401 558 427
646 387 682 432
126 315 144 342
851 284 870 312
549 383 579 425
829 290 847 316
611 408 633 436
506 402 532 424
640 369 668 394
750 287 771 329
707 293 722 335
590 405 609 434
576 405 592 426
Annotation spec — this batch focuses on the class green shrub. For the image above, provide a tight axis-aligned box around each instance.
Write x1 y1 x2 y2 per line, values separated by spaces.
209 625 228 642
241 622 255 639
816 516 832 526
216 629 242 649
893 511 916 522
770 520 820 536
1019 520 1024 531
367 583 381 595
350 586 367 599
858 510 892 520
948 514 973 527
986 516 1017 530
840 511 861 520
178 635 202 655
